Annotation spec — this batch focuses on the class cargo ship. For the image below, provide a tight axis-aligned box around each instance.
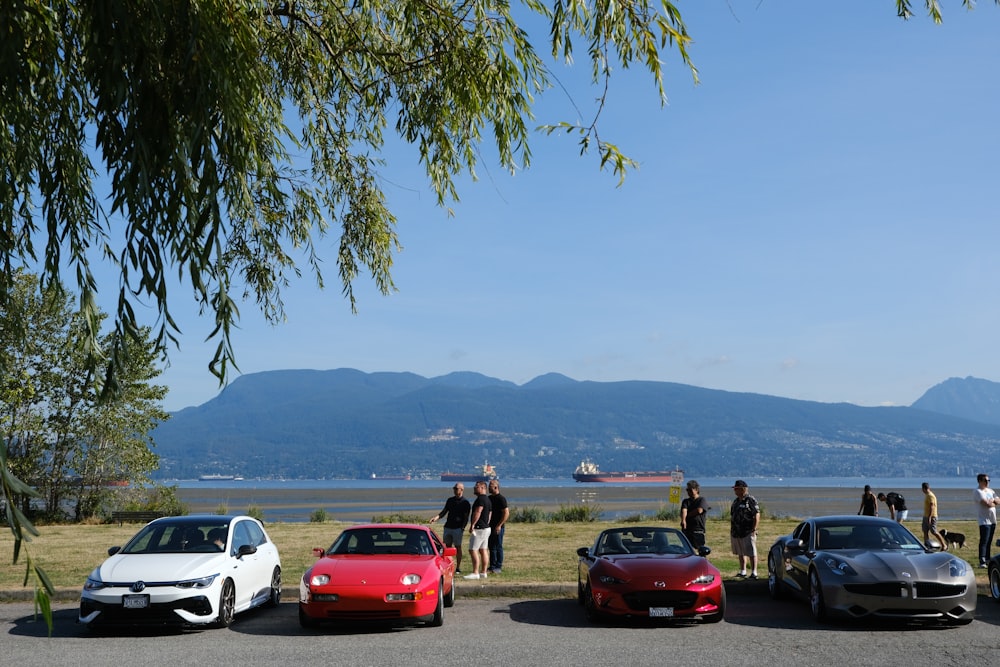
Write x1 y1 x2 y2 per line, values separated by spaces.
440 462 498 483
573 460 679 483
198 474 243 482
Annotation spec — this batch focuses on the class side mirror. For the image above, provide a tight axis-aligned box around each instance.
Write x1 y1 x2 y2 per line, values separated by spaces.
577 546 591 558
442 546 457 558
312 547 326 558
237 544 257 557
784 538 806 552
698 546 712 557
108 546 121 556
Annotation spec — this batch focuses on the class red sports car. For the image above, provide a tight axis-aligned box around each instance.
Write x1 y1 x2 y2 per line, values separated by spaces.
298 524 457 628
577 526 725 623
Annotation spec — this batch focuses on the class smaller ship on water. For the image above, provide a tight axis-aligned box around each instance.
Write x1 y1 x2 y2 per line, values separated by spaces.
440 462 498 483
198 474 244 482
573 460 680 483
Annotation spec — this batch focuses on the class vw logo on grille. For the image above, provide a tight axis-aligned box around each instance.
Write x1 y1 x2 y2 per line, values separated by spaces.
902 572 912 578
131 581 146 592
654 581 666 588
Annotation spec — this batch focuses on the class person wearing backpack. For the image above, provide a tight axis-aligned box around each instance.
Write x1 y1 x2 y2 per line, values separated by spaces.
877 491 908 522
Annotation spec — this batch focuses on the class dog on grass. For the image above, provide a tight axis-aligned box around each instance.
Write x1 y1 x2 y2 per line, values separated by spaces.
939 528 965 549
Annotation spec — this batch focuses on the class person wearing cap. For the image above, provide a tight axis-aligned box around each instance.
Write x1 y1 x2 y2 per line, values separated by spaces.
730 480 760 579
429 482 471 573
680 480 710 549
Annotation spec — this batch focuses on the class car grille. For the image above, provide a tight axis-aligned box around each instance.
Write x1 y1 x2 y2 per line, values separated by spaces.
843 583 904 597
842 582 968 599
82 595 213 625
324 609 402 620
621 590 697 611
914 582 967 598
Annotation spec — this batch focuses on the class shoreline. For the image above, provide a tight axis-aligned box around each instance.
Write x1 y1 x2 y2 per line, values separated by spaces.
177 483 981 524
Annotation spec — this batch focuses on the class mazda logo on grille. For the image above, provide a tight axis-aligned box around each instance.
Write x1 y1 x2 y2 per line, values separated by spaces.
131 581 146 592
654 581 666 588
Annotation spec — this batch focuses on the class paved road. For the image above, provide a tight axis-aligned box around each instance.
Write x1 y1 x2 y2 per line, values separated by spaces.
6 587 1000 666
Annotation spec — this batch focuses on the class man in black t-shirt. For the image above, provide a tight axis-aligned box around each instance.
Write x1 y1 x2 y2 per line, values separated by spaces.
680 480 710 548
464 481 493 580
877 491 908 523
487 479 509 573
429 483 471 572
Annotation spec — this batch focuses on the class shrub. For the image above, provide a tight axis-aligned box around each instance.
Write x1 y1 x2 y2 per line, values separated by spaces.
549 503 602 523
508 506 545 524
110 484 188 519
215 503 229 515
371 512 425 524
245 504 264 521
620 513 646 523
310 508 329 523
652 505 680 522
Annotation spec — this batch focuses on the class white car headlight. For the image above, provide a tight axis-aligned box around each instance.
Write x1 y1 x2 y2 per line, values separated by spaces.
175 574 219 589
401 574 422 585
84 572 106 591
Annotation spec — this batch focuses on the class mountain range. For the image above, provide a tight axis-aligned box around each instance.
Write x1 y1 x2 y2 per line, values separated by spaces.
149 370 1000 480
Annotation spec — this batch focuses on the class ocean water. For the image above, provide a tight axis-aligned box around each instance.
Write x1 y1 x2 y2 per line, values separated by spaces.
172 476 989 524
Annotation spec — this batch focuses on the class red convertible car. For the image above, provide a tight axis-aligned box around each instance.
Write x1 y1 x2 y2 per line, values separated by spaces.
577 526 725 623
298 524 457 628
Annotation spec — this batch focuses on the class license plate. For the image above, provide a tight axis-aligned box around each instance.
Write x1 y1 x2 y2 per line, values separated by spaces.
649 607 674 617
123 595 149 609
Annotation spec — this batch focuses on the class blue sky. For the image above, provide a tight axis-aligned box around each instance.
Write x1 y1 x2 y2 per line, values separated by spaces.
130 2 1000 411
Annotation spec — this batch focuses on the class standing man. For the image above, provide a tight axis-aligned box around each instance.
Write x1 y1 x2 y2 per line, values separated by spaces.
975 473 1000 567
464 481 492 580
730 480 760 579
877 491 908 523
487 479 509 574
680 480 710 549
921 482 947 551
428 483 471 573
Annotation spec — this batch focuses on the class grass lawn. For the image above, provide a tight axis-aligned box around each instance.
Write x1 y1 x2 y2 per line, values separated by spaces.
1 517 991 600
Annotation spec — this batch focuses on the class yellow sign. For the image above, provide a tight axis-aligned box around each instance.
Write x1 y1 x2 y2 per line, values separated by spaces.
668 485 681 503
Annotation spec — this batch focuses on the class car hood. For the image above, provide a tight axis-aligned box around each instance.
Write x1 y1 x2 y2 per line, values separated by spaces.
310 555 439 585
827 549 964 579
97 553 227 584
599 554 717 578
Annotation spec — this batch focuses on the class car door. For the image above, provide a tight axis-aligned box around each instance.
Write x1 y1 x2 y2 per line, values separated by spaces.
229 519 272 609
783 521 814 595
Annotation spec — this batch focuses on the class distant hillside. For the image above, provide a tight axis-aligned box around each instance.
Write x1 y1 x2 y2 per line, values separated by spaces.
150 369 1000 480
911 376 1000 426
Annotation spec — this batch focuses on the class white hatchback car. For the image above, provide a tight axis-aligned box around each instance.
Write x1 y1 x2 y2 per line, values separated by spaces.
79 514 281 629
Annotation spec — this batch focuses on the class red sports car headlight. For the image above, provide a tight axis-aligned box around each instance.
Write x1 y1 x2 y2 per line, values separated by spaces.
598 575 627 585
687 573 716 586
401 574 422 585
309 574 331 586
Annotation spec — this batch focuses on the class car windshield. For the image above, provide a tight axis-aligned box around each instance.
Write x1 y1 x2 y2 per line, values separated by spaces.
815 521 924 551
329 528 434 556
594 528 692 556
121 520 231 554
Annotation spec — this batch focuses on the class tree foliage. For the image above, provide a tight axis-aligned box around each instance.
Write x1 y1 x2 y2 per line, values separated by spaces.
0 271 169 520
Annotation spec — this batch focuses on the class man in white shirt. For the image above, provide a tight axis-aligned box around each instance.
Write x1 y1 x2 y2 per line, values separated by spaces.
974 473 1000 567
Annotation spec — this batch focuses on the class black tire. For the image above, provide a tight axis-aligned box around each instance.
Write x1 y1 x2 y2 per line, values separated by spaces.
577 579 586 606
215 579 236 628
583 583 601 623
298 605 319 629
443 577 456 608
429 579 444 627
703 585 726 623
767 552 785 600
809 568 827 623
267 566 282 607
990 563 1000 601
